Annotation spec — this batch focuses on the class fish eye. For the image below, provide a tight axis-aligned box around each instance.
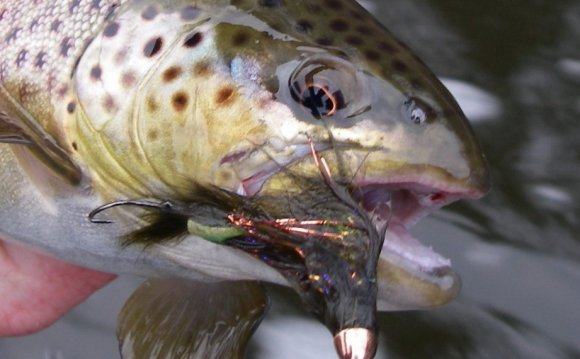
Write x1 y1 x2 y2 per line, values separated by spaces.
291 82 346 119
287 55 364 121
402 97 435 125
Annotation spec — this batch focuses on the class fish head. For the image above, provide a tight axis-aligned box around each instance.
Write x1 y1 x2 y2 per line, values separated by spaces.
205 1 490 310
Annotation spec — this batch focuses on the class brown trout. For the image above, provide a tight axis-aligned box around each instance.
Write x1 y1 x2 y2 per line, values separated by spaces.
0 0 489 358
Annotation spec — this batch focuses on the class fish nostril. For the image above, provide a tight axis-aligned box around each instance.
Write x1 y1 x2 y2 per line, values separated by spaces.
402 97 435 125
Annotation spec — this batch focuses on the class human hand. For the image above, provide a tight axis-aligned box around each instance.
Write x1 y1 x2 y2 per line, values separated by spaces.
0 238 115 336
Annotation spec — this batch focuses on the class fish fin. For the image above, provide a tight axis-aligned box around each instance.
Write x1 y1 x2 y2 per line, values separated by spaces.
118 279 269 359
0 89 81 185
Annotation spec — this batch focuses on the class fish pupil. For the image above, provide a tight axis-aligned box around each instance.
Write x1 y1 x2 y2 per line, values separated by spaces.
291 81 346 119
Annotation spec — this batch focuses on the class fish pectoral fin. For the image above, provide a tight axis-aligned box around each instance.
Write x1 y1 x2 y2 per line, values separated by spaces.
0 90 81 185
118 279 269 359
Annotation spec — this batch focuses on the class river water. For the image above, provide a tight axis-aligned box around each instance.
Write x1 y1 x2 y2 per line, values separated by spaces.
1 0 579 358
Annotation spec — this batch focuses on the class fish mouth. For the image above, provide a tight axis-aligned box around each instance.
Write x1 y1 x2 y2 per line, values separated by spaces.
222 145 487 309
351 181 472 272
233 152 483 270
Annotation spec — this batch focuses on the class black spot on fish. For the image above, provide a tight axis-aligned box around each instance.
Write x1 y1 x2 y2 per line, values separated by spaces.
29 18 40 31
71 142 78 151
69 0 81 14
183 32 203 48
324 0 344 11
67 102 76 113
141 5 158 20
57 85 69 98
378 41 397 54
259 0 281 7
392 59 409 72
232 31 250 46
103 22 120 38
180 6 200 21
60 37 74 57
51 20 62 32
172 92 189 112
349 9 365 21
143 37 163 57
296 19 314 33
330 19 349 32
345 35 363 46
90 65 102 80
91 0 102 10
5 27 20 43
364 50 380 61
34 52 47 69
15 50 27 67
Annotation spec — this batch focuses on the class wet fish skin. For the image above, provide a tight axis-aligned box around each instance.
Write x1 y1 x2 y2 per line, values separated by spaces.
0 0 488 199
0 0 485 315
0 0 490 358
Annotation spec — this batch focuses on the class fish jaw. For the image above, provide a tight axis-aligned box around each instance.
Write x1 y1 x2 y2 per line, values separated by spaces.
213 138 488 311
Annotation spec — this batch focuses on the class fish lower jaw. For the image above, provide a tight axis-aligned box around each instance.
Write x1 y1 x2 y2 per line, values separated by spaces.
357 183 463 309
382 222 450 272
352 183 461 273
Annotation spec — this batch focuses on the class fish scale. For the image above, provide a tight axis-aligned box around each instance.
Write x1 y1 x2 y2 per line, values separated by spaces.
0 1 490 358
0 0 123 143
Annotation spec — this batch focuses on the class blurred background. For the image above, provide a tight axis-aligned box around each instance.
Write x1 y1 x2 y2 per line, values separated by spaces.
1 0 579 358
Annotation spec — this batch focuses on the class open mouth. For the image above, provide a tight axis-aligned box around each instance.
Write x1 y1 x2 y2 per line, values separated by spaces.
350 182 467 272
216 141 488 313
228 147 481 276
217 145 485 331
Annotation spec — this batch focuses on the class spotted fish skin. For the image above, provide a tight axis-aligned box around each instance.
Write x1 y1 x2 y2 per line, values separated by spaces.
0 0 490 338
0 1 123 149
1 0 488 201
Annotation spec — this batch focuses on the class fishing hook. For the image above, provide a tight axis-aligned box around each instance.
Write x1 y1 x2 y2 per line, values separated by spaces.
88 199 183 224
